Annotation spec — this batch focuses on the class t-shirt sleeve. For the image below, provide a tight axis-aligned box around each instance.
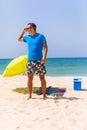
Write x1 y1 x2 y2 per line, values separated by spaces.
23 35 27 42
41 34 47 44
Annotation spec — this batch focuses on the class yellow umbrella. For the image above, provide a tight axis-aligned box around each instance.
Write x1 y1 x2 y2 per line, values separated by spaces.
3 55 27 77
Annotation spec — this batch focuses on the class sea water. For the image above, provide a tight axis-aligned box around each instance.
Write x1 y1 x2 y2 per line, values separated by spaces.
0 57 87 76
46 57 87 76
0 59 13 74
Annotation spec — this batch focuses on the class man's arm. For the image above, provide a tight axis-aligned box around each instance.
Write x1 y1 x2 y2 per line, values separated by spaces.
17 31 25 42
17 27 28 42
41 42 48 63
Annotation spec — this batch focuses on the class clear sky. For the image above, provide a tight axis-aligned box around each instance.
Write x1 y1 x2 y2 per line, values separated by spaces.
0 0 87 58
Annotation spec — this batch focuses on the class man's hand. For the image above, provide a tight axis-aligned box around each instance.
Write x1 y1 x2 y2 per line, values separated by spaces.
41 59 45 64
23 27 29 33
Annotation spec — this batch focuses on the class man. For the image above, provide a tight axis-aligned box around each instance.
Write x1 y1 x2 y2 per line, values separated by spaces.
18 23 48 99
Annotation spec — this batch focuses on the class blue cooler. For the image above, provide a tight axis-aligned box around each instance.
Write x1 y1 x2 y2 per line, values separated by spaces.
73 78 81 91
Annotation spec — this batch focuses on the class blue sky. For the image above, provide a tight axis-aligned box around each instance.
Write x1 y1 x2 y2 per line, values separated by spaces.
0 0 87 58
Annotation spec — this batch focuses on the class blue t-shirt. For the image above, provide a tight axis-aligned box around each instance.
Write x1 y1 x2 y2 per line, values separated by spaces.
23 33 46 61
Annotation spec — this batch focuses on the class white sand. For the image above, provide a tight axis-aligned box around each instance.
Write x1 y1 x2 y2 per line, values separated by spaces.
0 75 87 130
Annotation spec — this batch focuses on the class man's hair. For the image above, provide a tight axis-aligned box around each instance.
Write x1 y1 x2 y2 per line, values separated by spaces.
27 23 36 30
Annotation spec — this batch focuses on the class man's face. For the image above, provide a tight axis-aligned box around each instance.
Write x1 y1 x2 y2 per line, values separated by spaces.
26 25 35 35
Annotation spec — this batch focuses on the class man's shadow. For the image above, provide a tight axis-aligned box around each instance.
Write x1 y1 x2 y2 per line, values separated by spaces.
46 86 80 100
81 89 87 91
33 86 80 100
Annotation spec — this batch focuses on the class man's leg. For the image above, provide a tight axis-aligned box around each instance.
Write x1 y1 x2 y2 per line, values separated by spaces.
39 74 47 99
27 74 33 99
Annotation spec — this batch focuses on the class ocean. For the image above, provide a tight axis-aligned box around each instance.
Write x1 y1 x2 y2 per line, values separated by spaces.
0 57 87 76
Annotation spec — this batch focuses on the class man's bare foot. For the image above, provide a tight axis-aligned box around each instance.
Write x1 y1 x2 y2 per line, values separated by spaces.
43 95 48 100
27 96 32 100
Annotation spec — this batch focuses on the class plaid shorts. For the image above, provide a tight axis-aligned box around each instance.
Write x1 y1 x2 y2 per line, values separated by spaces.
26 61 47 75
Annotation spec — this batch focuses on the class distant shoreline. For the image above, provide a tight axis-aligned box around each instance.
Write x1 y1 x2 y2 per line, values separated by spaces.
1 57 87 59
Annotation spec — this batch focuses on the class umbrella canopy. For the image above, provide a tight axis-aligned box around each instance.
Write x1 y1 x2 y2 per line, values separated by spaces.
3 55 27 77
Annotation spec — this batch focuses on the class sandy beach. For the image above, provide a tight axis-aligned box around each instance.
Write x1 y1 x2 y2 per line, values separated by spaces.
0 75 87 130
